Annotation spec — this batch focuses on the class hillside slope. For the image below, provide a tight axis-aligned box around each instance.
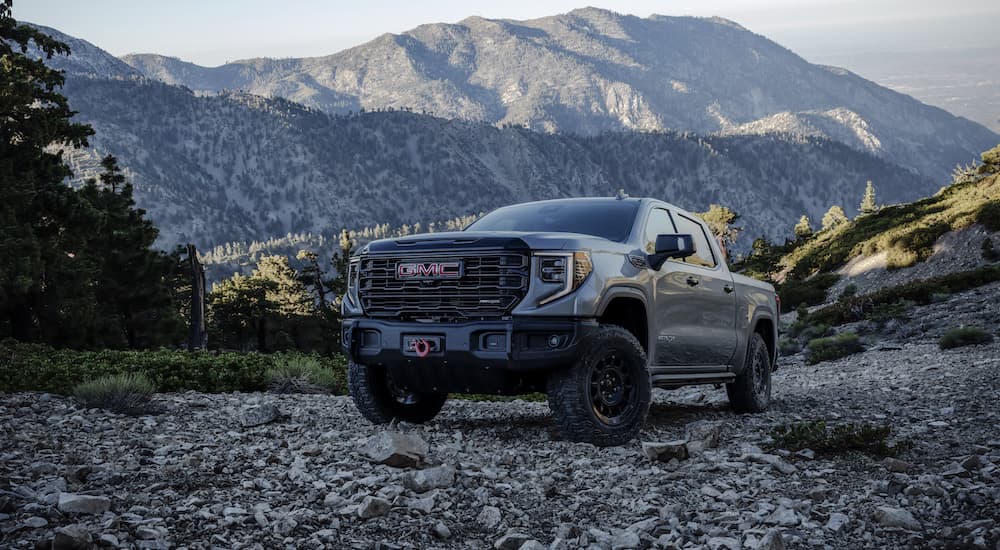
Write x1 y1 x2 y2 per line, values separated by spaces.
781 166 1000 280
59 76 930 252
115 8 998 182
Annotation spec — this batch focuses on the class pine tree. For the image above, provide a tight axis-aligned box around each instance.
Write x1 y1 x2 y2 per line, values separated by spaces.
208 273 276 351
78 156 184 347
794 215 813 239
699 204 742 261
296 250 333 309
1 3 94 341
821 205 849 231
253 256 313 318
859 181 878 215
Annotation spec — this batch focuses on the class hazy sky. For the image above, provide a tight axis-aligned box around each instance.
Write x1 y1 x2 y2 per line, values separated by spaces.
16 0 1000 66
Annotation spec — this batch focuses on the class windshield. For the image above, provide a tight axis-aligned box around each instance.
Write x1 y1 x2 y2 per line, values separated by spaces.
465 200 639 241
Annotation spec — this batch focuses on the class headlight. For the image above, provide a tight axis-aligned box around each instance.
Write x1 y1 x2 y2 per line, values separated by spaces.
348 257 360 289
536 251 592 305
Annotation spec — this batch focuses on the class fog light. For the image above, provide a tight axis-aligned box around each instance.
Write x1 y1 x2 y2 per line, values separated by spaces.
548 335 562 348
483 333 506 351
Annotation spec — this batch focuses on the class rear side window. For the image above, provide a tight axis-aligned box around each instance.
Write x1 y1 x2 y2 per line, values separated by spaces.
642 208 677 254
672 213 717 268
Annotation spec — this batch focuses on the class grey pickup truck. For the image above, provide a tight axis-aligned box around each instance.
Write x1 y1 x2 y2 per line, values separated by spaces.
342 197 779 446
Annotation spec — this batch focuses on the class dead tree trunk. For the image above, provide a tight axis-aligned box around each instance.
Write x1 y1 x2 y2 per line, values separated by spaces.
188 244 208 350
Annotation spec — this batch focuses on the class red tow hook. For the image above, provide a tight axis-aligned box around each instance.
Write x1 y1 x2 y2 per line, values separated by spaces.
413 338 431 358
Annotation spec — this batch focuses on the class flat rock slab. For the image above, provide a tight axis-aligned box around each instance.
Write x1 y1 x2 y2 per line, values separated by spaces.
642 440 689 462
241 404 282 427
874 506 922 531
57 493 110 515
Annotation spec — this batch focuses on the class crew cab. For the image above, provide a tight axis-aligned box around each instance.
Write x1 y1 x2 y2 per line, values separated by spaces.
342 197 779 446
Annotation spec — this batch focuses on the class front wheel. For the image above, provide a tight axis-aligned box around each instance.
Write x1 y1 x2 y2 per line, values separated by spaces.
348 360 447 424
727 332 772 413
547 325 651 447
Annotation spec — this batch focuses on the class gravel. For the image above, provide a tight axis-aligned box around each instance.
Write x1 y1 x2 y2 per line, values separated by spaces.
1 297 999 548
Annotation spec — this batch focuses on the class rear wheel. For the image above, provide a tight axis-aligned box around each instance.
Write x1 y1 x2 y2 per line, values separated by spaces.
546 325 651 446
348 360 447 424
727 332 772 413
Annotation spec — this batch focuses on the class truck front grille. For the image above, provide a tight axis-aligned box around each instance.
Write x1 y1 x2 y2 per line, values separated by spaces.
358 251 529 320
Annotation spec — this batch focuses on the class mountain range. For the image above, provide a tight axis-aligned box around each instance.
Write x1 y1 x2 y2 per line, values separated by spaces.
115 8 997 183
21 10 997 259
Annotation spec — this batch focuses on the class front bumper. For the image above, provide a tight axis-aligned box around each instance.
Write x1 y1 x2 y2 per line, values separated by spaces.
342 316 595 394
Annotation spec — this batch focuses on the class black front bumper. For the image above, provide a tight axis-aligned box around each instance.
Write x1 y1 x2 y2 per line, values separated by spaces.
342 316 595 394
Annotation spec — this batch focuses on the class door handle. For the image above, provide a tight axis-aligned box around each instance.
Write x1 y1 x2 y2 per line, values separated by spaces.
686 276 700 287
723 284 734 294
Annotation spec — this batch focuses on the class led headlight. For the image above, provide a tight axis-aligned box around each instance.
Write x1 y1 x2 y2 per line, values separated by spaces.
536 251 592 305
347 257 360 289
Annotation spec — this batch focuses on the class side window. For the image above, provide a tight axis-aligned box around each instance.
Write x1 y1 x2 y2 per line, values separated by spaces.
642 208 676 253
672 213 717 268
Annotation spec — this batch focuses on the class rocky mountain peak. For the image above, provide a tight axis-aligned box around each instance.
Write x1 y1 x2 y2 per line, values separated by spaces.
104 9 996 182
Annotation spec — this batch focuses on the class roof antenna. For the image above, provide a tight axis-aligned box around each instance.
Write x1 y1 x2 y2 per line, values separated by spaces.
615 189 629 200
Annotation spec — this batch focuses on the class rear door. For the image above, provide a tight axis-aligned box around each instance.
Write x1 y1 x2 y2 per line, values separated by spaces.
652 211 738 366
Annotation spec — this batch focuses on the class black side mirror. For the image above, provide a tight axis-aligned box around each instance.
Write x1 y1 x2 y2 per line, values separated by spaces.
647 234 695 270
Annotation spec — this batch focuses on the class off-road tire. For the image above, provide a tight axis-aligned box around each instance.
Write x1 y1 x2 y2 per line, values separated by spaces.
546 325 651 446
727 332 772 414
348 360 447 424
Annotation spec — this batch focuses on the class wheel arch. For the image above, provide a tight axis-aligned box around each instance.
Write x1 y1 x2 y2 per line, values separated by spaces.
732 312 777 373
595 286 650 356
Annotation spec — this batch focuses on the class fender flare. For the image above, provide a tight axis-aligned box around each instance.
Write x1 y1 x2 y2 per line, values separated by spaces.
734 311 777 373
595 285 652 353
595 285 649 317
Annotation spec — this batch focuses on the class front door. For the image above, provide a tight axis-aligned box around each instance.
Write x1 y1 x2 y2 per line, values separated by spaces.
651 211 737 366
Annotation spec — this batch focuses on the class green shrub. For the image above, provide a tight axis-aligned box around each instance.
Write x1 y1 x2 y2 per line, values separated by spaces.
795 304 809 320
939 326 994 349
865 299 914 325
266 354 343 394
805 332 864 364
977 200 1000 231
838 283 858 301
0 339 347 395
885 247 918 270
73 373 155 415
798 323 833 342
930 292 951 303
983 238 1000 262
771 420 911 457
810 265 1000 326
890 221 952 263
778 273 840 312
778 338 802 356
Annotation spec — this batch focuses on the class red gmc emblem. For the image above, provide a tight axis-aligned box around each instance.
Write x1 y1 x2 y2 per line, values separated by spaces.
396 261 463 279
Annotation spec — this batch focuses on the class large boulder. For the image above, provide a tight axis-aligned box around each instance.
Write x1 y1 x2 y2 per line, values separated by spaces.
360 431 429 468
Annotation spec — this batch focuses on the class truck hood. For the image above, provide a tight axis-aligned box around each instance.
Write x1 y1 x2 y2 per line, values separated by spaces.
362 231 597 254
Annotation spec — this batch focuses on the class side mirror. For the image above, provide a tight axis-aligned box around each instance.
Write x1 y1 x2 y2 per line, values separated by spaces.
647 234 695 270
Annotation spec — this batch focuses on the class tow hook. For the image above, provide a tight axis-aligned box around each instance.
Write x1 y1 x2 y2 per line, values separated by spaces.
413 338 431 358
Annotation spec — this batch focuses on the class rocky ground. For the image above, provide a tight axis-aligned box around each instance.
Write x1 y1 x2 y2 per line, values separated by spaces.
2 299 999 549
